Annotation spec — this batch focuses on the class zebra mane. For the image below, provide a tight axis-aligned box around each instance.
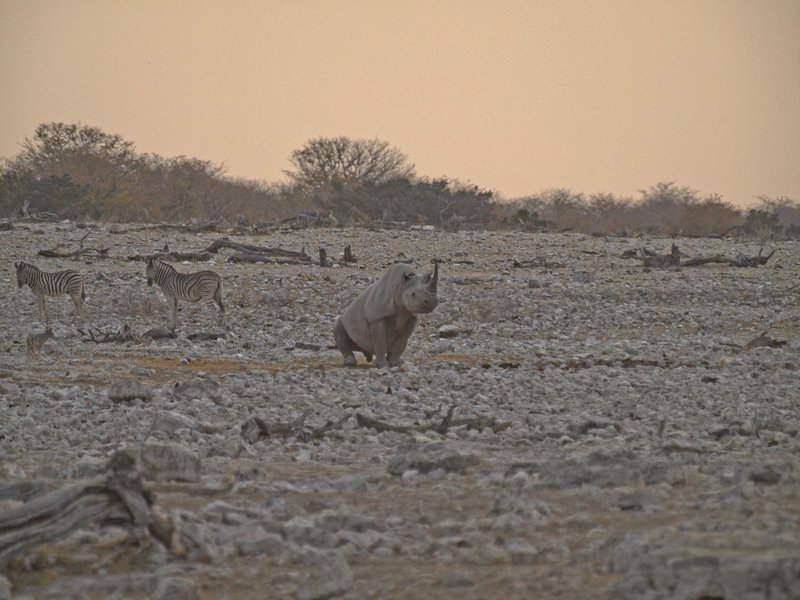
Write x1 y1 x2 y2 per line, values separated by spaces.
155 259 176 273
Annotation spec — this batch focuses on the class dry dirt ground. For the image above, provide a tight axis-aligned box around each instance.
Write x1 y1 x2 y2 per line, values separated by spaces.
1 221 799 600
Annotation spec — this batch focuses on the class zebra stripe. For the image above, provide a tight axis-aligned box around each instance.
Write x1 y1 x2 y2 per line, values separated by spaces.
15 261 85 325
145 258 225 327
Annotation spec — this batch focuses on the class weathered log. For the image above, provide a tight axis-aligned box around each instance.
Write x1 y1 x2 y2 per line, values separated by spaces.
126 251 215 262
745 331 788 349
204 237 311 261
308 415 351 440
624 245 775 269
343 245 356 264
355 406 463 436
241 411 350 443
226 251 313 265
637 243 682 268
38 231 110 259
683 248 775 267
115 220 225 234
80 325 141 344
0 451 174 567
241 410 313 443
319 248 329 267
355 413 415 434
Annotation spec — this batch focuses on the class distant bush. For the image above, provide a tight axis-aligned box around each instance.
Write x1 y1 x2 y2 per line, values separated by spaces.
294 176 496 228
2 123 796 237
738 196 800 239
502 183 746 236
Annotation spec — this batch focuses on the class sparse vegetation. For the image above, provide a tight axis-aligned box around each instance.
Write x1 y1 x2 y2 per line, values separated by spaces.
2 123 798 237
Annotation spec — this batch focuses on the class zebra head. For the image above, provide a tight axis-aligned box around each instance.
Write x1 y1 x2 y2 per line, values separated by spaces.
145 258 156 287
14 261 27 288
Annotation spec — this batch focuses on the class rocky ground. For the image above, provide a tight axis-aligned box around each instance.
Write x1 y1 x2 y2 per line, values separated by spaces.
1 221 799 600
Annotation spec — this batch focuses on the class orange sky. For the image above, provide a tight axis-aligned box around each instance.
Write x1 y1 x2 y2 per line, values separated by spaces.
1 0 798 206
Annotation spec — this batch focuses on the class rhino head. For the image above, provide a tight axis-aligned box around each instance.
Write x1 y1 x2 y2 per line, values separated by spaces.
402 261 439 314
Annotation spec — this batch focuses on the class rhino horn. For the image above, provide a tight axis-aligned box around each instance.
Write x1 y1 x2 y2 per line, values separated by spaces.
427 261 438 292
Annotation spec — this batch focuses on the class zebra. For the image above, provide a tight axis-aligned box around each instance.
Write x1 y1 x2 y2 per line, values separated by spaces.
15 261 85 325
145 257 225 328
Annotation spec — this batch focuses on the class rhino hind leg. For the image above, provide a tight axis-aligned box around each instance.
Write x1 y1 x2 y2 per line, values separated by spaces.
334 318 366 366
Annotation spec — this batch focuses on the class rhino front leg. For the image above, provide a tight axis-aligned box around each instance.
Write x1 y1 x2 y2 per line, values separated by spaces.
370 319 389 368
387 316 418 367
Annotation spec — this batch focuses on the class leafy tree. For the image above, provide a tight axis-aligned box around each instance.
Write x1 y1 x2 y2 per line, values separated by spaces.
0 170 91 219
285 137 415 188
304 176 494 227
741 208 782 237
6 122 138 214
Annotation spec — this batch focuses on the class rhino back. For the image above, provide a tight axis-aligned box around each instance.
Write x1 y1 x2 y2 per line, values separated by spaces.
340 265 412 351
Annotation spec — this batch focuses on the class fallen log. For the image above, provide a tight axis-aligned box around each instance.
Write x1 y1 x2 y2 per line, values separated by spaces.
241 410 313 443
0 451 175 567
113 220 226 234
240 410 351 443
635 243 682 269
683 248 775 267
126 251 216 262
227 251 313 265
745 331 788 349
204 236 311 262
355 406 459 436
625 244 776 268
80 325 141 344
38 231 110 259
451 416 512 434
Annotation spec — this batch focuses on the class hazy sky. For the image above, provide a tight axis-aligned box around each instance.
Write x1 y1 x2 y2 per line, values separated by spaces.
1 0 798 206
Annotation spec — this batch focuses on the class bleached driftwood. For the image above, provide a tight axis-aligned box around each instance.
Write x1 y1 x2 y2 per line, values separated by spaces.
0 452 174 567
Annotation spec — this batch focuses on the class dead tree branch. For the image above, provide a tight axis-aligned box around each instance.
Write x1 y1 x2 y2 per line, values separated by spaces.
38 232 110 259
204 237 312 263
80 325 141 344
241 410 313 443
354 406 503 437
745 331 788 350
623 245 775 269
683 248 775 267
0 451 175 567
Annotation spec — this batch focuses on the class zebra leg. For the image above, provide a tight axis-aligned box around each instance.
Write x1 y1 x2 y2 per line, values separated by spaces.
70 291 83 324
171 297 179 328
36 293 49 325
215 287 226 325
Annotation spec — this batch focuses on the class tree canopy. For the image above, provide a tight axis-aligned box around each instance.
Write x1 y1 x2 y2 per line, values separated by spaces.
284 137 415 188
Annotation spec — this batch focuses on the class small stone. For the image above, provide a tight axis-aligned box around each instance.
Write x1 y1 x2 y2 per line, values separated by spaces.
438 324 460 338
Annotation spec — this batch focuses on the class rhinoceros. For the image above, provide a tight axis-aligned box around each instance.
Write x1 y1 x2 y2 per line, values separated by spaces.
334 262 439 367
